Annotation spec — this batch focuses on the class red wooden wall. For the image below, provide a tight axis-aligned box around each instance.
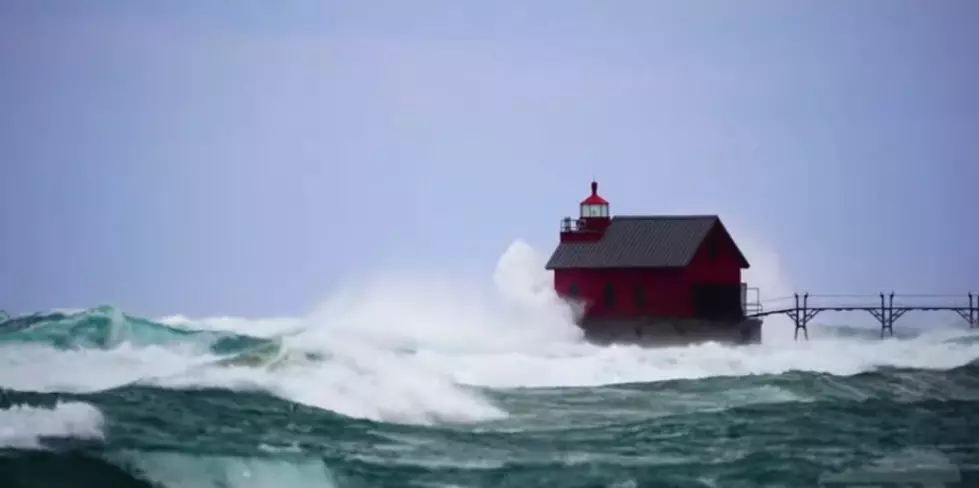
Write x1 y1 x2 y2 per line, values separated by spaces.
684 224 743 285
552 224 744 318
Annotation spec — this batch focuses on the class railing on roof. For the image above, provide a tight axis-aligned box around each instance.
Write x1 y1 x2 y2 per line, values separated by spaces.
561 217 579 233
560 217 599 233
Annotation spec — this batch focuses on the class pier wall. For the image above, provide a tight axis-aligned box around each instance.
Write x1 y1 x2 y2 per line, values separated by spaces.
579 316 763 347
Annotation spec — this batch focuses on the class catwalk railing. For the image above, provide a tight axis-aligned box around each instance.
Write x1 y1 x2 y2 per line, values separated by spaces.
744 293 978 340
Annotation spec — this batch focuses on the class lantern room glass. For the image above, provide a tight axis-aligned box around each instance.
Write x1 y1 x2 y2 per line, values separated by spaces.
580 203 608 218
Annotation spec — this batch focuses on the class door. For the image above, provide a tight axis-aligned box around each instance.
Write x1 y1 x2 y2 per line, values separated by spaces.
690 283 743 321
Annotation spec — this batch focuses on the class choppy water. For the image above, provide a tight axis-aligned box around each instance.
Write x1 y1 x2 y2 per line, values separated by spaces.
2 243 978 487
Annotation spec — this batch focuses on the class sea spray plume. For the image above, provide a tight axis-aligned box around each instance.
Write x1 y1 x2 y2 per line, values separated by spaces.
144 241 592 424
720 220 798 343
492 239 585 340
151 275 520 424
298 242 583 355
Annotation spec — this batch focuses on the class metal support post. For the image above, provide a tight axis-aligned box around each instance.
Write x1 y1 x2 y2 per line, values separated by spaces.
791 293 806 341
954 293 977 328
971 293 977 329
791 293 819 341
882 292 895 337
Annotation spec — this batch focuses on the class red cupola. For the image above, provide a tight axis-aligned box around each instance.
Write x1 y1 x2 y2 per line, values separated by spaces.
580 180 609 217
560 181 612 242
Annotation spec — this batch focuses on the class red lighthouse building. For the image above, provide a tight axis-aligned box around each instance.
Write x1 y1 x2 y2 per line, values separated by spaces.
545 181 762 345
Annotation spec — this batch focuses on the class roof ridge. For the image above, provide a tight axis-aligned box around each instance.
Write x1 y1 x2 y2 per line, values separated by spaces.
613 214 719 220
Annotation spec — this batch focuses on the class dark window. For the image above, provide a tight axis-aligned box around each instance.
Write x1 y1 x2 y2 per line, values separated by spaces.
634 284 645 311
567 283 580 298
706 238 718 261
603 283 615 310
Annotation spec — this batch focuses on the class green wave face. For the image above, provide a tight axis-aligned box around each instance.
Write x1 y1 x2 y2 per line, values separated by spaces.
0 306 278 362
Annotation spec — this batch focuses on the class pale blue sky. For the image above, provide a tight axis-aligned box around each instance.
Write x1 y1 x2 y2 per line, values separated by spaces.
1 1 977 317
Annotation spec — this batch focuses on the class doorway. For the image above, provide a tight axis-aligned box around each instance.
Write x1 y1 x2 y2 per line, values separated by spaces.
690 283 743 321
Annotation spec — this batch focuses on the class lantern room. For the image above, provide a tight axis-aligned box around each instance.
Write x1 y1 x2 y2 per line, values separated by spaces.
580 181 609 218
560 181 612 241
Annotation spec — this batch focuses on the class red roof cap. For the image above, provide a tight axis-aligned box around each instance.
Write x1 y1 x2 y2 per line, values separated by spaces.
580 181 609 205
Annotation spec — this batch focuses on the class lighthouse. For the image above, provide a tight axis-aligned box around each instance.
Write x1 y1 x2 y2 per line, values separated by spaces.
545 181 763 346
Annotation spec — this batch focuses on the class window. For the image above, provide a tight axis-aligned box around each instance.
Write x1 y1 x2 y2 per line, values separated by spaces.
603 283 615 310
567 283 580 299
706 238 717 261
634 284 645 311
580 204 609 218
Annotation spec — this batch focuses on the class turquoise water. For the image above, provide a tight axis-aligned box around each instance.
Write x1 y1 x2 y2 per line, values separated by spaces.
2 305 978 487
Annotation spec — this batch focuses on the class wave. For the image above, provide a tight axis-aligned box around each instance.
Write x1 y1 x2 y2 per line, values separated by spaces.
0 401 104 450
2 241 978 426
0 305 268 353
2 366 978 488
0 450 341 488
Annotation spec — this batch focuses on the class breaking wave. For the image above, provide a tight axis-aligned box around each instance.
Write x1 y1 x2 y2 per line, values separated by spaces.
1 240 978 425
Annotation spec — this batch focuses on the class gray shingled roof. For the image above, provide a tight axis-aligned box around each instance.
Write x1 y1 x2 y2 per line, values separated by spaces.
544 215 749 269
